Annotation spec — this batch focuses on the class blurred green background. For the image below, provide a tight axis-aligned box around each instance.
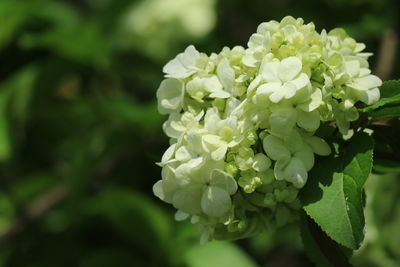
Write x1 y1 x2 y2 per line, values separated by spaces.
0 0 399 266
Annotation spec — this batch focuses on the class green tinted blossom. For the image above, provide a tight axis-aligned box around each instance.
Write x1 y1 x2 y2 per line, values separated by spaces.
153 16 381 243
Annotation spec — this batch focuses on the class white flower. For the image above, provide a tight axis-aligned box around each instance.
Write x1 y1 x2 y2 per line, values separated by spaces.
345 59 382 105
153 17 381 242
262 130 314 188
255 56 310 103
163 45 200 79
156 78 184 114
201 108 244 160
153 162 237 218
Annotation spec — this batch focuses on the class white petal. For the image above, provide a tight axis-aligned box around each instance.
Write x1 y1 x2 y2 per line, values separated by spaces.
269 91 285 103
282 82 297 99
261 61 280 82
366 88 380 104
278 57 302 82
247 75 262 94
297 89 322 112
254 82 282 104
344 60 360 77
256 82 282 95
351 75 382 90
153 180 165 200
211 145 228 161
163 59 190 78
160 143 177 164
156 78 184 114
290 73 310 89
175 146 193 162
354 87 380 105
163 45 199 78
209 90 231 99
203 76 223 93
180 45 200 67
217 61 235 91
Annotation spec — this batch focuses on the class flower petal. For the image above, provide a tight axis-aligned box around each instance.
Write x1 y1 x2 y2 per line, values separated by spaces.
278 56 302 82
262 135 291 161
210 169 238 195
201 186 231 217
296 109 320 132
283 157 308 188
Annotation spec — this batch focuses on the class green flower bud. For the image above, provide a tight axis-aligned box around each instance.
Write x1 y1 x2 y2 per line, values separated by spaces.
245 130 258 145
212 98 226 112
225 162 239 177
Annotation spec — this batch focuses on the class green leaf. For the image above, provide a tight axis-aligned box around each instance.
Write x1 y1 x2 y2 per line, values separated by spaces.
184 241 258 267
372 159 400 174
0 88 12 161
367 105 400 120
99 95 163 130
300 132 374 250
0 0 43 48
0 66 37 161
80 249 144 267
82 188 172 252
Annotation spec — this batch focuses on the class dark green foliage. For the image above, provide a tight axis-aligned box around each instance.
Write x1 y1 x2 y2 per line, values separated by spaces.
300 133 374 250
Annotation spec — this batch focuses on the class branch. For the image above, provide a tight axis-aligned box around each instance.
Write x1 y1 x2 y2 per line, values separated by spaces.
375 30 398 81
0 185 67 245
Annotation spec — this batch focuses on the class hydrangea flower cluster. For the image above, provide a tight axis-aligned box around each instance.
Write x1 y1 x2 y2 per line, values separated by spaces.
153 16 382 243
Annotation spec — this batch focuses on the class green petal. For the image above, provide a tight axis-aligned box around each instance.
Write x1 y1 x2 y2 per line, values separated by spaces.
305 136 331 156
173 184 203 214
283 157 308 188
294 145 314 171
296 109 320 132
268 107 297 135
210 169 238 195
262 135 291 161
274 159 289 181
252 153 272 172
201 186 231 217
283 129 303 153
